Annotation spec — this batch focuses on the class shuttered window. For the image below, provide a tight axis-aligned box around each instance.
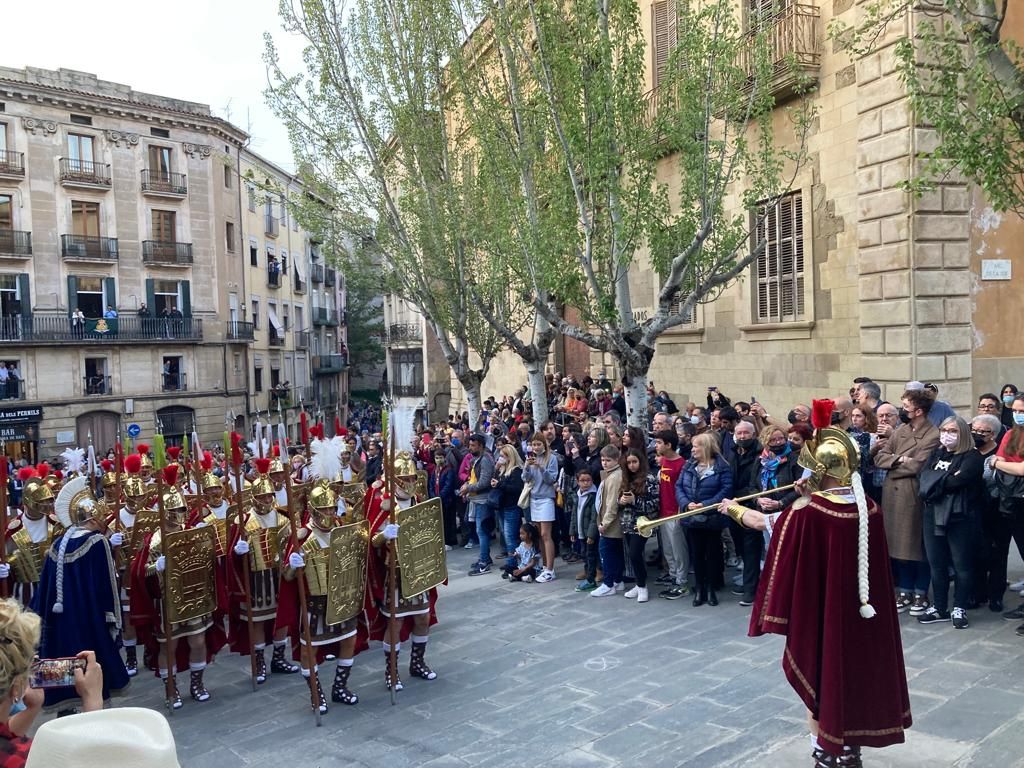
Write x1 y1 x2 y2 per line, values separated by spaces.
651 0 679 89
754 191 804 323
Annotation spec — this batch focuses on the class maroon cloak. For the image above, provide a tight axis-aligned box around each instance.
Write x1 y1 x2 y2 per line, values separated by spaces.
749 491 912 755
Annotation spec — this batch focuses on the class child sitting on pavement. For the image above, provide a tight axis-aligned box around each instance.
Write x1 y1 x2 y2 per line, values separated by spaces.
503 523 541 582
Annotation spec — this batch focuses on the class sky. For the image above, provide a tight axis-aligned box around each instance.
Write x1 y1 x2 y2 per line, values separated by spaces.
5 0 305 170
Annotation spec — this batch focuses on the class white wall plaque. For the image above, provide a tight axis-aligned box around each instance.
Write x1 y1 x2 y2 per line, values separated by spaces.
981 259 1012 280
55 430 76 445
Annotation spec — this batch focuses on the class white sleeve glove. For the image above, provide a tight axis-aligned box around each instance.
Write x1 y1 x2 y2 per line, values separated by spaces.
234 539 251 556
0 563 9 579
289 552 305 569
194 521 207 528
109 532 124 547
382 523 400 541
156 556 166 573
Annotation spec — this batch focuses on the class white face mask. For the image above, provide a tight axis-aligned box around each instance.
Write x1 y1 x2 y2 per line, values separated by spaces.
938 432 958 449
690 415 700 425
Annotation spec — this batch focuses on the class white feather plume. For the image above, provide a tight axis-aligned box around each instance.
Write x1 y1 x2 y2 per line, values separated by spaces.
54 475 89 529
308 437 342 481
60 447 86 475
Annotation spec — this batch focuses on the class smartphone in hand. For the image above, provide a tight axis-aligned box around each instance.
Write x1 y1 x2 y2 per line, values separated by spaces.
30 657 86 689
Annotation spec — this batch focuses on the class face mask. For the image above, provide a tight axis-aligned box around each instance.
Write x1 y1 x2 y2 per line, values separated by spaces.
830 412 843 425
972 433 987 448
1014 412 1024 427
898 408 911 424
787 442 801 453
1004 395 1015 406
690 415 700 425
451 438 461 447
768 443 788 455
787 410 799 425
735 438 754 451
939 432 958 449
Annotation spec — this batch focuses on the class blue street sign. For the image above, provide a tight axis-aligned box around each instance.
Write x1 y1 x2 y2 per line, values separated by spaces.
127 423 142 438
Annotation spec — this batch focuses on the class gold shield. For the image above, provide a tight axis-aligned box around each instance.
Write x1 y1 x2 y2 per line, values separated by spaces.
130 509 162 554
339 481 367 506
163 526 217 624
326 521 370 625
396 498 447 599
415 470 428 500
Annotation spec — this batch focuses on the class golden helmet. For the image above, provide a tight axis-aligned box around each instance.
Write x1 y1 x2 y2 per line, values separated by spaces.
250 457 275 498
159 466 188 514
100 459 119 489
22 467 55 507
798 426 860 490
137 444 154 470
269 455 286 475
202 472 224 492
54 476 108 529
392 451 417 479
308 480 337 510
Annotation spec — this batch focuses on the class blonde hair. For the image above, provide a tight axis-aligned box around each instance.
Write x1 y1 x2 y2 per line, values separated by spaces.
691 432 721 461
0 599 41 700
498 444 523 475
758 425 786 447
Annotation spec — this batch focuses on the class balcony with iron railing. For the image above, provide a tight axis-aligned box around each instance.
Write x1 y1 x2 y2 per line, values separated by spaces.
0 149 25 178
294 330 310 350
161 371 188 392
324 267 337 287
321 389 340 407
0 230 32 258
293 271 307 293
0 313 203 344
60 157 112 188
312 307 339 326
392 382 424 398
310 263 324 284
83 374 112 396
0 377 25 401
644 4 819 156
297 384 315 405
62 234 119 261
267 266 281 289
142 240 193 266
312 354 347 375
226 320 255 341
269 329 285 347
141 169 188 197
270 385 292 407
386 322 423 345
265 214 279 238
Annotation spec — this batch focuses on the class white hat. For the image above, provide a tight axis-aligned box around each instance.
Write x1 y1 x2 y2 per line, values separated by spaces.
26 707 180 768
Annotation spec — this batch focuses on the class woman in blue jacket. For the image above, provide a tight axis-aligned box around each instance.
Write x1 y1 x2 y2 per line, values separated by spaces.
675 432 734 607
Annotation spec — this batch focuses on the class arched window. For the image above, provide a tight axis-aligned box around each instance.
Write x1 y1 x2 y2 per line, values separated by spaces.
156 405 194 447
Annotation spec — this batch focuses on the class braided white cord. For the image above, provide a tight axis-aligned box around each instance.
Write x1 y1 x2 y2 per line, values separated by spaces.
52 526 78 614
851 472 876 619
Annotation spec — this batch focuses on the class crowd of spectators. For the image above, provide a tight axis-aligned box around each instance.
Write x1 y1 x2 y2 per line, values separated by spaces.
396 372 1024 633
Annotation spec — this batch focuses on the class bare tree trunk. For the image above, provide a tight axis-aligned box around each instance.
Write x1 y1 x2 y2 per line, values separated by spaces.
525 361 548 424
463 380 483 431
624 373 649 429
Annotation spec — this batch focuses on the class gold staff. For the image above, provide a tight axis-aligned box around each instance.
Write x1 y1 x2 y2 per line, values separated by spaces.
635 483 799 538
152 434 176 713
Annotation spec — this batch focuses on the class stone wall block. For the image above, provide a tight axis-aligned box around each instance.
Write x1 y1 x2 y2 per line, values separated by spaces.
858 220 882 248
858 129 911 168
880 158 910 190
861 328 885 354
914 298 945 325
914 242 943 268
858 243 909 274
882 271 910 299
916 326 973 355
942 242 970 268
881 102 910 132
880 216 908 244
915 355 946 382
945 353 972 381
857 53 882 86
859 298 911 327
859 188 907 221
944 297 972 325
857 166 881 193
863 354 912 381
915 270 971 297
942 186 970 213
915 214 970 241
859 274 883 301
885 327 911 353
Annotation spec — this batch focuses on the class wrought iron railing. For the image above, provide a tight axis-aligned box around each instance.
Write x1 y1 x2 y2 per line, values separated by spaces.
325 267 337 286
0 149 25 176
387 323 423 343
392 382 423 398
142 240 193 265
269 330 285 347
226 320 255 341
60 157 112 186
0 313 202 343
313 354 347 374
0 230 32 257
141 169 188 195
83 374 112 396
61 234 119 261
311 264 325 284
161 371 188 392
265 215 279 237
294 330 310 349
267 267 281 288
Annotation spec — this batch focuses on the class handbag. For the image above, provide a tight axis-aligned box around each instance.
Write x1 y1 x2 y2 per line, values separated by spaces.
518 481 533 510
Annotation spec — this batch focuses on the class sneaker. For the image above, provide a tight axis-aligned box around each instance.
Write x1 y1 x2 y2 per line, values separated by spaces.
636 587 649 603
624 586 640 599
1016 622 1024 637
731 588 745 596
951 607 969 629
521 575 533 583
463 542 475 550
725 556 741 569
917 606 950 624
895 592 912 614
501 571 510 580
575 580 598 592
661 586 688 600
909 595 930 616
655 574 674 585
739 596 755 607
444 544 453 551
468 562 492 576
535 570 555 583
590 583 615 597
1003 604 1024 621
1009 578 1024 591
613 582 624 593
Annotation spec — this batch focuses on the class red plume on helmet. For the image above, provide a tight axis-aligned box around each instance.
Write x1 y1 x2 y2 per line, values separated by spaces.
310 424 324 440
54 470 63 480
335 417 343 435
254 457 271 475
272 445 281 458
100 459 114 472
162 465 179 486
167 446 181 462
124 454 142 474
17 467 36 482
811 399 834 432
137 443 150 456
35 463 50 477
200 451 213 472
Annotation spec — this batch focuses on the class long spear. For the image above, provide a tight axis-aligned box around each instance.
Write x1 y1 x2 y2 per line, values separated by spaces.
279 421 321 726
385 418 398 706
0 440 8 599
230 431 259 691
152 434 176 713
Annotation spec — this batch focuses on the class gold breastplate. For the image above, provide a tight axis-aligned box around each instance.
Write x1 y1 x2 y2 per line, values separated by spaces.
246 513 286 571
300 534 331 596
203 513 229 557
10 527 51 584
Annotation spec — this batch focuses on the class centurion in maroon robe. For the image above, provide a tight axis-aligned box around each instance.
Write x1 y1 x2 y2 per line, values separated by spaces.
749 489 912 756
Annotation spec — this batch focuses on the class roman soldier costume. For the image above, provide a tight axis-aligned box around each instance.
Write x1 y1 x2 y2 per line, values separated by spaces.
113 453 150 676
31 475 129 710
130 465 225 709
4 466 60 606
277 435 368 713
723 400 911 767
363 450 440 691
100 459 120 507
227 457 299 684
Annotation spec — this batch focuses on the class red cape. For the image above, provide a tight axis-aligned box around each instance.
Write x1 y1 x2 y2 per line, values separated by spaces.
360 485 438 645
129 532 227 676
750 492 912 754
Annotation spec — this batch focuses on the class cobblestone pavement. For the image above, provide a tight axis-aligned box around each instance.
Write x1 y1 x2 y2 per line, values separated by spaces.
80 547 1024 768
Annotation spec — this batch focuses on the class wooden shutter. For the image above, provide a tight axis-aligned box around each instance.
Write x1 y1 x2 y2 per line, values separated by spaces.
104 277 116 310
67 275 78 316
652 1 669 89
755 191 803 322
17 274 30 317
179 280 191 317
145 278 156 313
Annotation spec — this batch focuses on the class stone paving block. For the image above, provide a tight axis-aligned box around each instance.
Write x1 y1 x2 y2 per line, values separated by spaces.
634 724 742 768
589 721 664 761
547 748 618 768
915 685 1024 743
